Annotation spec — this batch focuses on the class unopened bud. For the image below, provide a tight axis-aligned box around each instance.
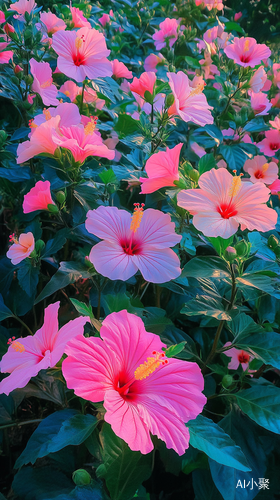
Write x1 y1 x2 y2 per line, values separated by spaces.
268 234 279 250
0 130 8 146
4 23 15 35
222 375 233 388
189 169 200 182
224 246 237 262
14 64 24 75
165 93 175 108
35 239 45 254
235 240 248 257
56 191 66 204
72 469 91 486
47 204 59 214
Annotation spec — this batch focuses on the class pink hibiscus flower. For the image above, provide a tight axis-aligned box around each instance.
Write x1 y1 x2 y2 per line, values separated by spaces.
7 232 34 265
250 91 272 116
269 179 280 194
0 42 13 64
31 102 81 130
111 59 133 79
257 129 280 157
98 10 113 27
59 81 105 109
10 0 36 15
224 37 271 68
195 0 224 10
243 156 278 185
223 342 251 371
29 58 59 107
36 12 66 36
144 53 165 73
85 205 182 283
0 10 5 23
139 144 182 194
0 302 89 396
177 168 277 238
23 180 55 213
62 309 206 455
269 116 280 130
130 72 156 99
70 6 91 28
249 66 267 93
152 18 179 50
52 27 112 83
167 71 213 126
17 116 59 164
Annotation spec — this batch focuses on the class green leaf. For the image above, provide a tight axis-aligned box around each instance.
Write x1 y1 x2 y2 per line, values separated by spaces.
224 21 245 34
17 261 39 297
219 144 256 172
114 114 140 136
12 466 73 500
0 293 14 321
70 299 94 319
15 410 98 468
50 483 107 500
193 469 224 500
99 168 117 184
228 313 264 340
185 56 201 68
187 415 251 471
235 331 280 370
182 296 232 321
236 274 280 299
198 153 216 175
164 341 186 358
207 236 234 257
41 229 69 259
91 77 120 103
235 386 280 434
101 292 143 315
96 423 153 500
182 257 230 279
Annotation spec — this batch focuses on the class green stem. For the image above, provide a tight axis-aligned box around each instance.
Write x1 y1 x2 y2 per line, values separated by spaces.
0 418 43 430
14 316 33 336
155 285 162 308
80 81 86 115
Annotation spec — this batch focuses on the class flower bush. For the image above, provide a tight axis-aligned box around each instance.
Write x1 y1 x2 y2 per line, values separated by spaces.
0 0 280 498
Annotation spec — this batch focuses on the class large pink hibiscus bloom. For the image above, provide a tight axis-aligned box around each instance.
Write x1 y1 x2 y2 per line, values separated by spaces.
52 27 112 82
0 302 89 395
224 37 271 68
139 143 182 194
29 58 59 107
177 168 277 238
85 205 182 283
167 71 213 126
62 310 206 455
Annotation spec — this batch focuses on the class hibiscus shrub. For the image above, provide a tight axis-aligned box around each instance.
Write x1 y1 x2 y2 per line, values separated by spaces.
1 0 280 499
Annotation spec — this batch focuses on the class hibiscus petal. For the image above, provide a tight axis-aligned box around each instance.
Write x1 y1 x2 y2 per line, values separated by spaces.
85 206 130 243
135 247 181 283
51 316 89 365
136 209 181 248
89 241 138 281
35 302 60 351
193 212 239 238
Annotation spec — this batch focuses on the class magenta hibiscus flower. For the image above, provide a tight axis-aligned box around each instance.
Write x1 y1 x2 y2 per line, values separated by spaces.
85 205 182 283
62 310 206 455
224 37 271 68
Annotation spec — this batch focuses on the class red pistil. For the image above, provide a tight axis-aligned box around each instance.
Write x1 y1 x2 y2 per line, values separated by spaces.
238 352 250 364
254 169 264 179
120 237 142 255
217 202 238 219
73 52 86 66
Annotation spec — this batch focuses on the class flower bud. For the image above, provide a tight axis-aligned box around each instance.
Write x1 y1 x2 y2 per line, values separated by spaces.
0 130 8 146
224 246 237 262
189 169 200 182
35 239 45 254
222 375 233 388
72 469 91 486
14 64 24 75
4 23 15 35
235 240 248 257
144 90 153 103
268 234 279 250
165 93 175 108
56 191 66 204
47 204 59 214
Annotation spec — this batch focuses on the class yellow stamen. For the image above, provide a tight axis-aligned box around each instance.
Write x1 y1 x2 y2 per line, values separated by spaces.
29 119 38 129
262 163 269 173
84 119 96 136
134 351 168 380
244 39 250 52
228 175 242 197
41 78 52 89
189 83 205 98
43 108 51 121
130 203 145 233
11 341 25 353
64 90 70 97
75 37 83 49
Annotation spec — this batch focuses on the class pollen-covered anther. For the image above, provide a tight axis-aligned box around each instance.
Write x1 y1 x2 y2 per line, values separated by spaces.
244 40 250 52
262 162 269 172
189 83 205 98
43 108 51 121
7 338 25 353
130 203 145 233
84 117 97 136
75 37 83 49
228 175 242 197
41 78 53 89
134 351 168 380
29 119 38 129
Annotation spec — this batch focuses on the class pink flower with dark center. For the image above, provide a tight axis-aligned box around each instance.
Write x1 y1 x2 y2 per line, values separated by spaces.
36 12 66 36
23 180 55 213
111 59 133 79
144 53 165 73
139 144 182 194
52 121 115 164
0 302 89 395
223 342 251 370
85 205 182 283
243 156 278 185
152 18 179 50
17 116 59 163
250 91 271 116
0 42 13 64
70 6 91 28
224 37 271 68
62 309 206 455
52 27 112 82
7 232 34 265
257 129 280 157
130 72 156 99
249 66 267 93
29 58 59 107
167 71 213 126
177 168 277 238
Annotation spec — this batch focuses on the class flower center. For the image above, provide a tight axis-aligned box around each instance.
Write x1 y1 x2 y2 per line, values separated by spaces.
270 143 279 151
73 35 86 66
120 238 142 255
238 351 250 364
84 116 98 136
134 351 168 380
254 169 264 179
217 202 238 219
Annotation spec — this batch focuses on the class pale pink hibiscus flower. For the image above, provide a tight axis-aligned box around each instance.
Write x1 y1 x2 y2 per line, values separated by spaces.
10 0 36 15
224 37 271 68
0 42 13 64
7 232 34 265
177 168 277 238
269 179 280 194
70 6 91 28
144 53 165 73
23 180 55 213
29 58 59 107
62 309 206 455
152 18 179 50
17 116 59 164
139 144 182 194
85 205 182 283
111 59 133 79
0 302 89 396
257 129 280 157
98 10 113 27
167 71 213 126
130 72 156 99
249 66 267 93
223 342 251 371
250 91 271 116
59 81 105 109
269 116 280 130
31 102 81 130
243 156 278 185
52 27 112 83
36 12 66 36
